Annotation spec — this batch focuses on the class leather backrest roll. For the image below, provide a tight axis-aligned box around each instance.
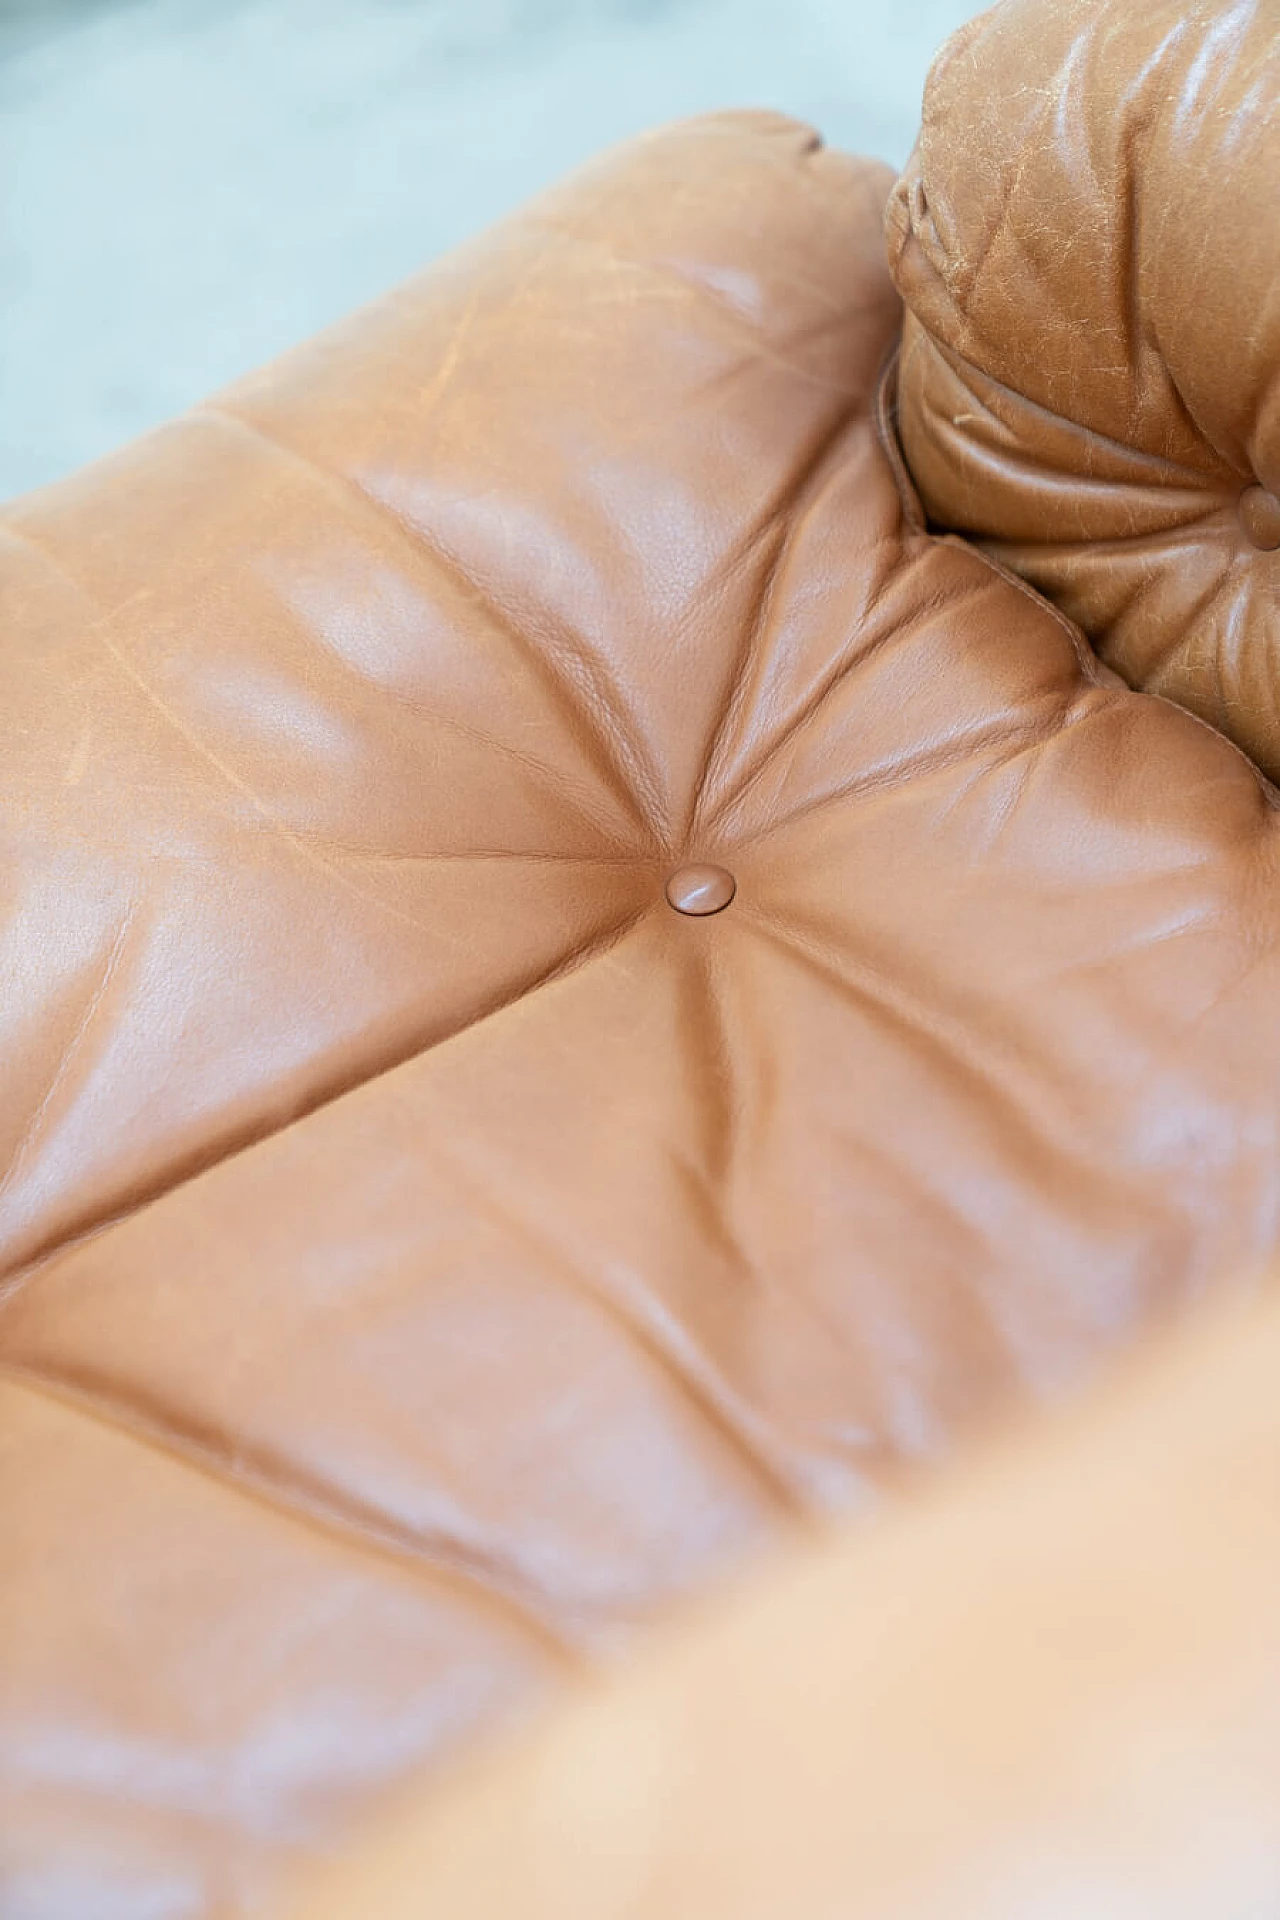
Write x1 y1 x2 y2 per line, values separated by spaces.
888 0 1280 780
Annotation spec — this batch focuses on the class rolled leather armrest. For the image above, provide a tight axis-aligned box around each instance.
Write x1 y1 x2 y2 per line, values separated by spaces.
887 0 1280 781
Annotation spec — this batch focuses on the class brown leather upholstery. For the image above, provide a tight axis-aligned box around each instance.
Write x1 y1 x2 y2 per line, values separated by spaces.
282 1280 1280 1920
889 0 1280 778
4 21 1280 1917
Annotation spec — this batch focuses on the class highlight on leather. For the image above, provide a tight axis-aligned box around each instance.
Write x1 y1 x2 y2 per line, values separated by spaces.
887 0 1280 780
282 1280 1280 1920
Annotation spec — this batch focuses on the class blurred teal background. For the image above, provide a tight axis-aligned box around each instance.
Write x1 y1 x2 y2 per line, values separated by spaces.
0 0 976 500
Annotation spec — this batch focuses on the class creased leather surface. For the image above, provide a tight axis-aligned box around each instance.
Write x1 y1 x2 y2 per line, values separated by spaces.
0 113 901 1290
5 103 1280 1920
282 1281 1280 1920
888 0 1280 778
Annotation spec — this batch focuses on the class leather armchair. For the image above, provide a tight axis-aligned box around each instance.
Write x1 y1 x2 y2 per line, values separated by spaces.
2 1 1278 1912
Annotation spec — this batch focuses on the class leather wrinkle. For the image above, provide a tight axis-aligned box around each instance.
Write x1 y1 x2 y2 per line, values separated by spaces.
0 905 655 1307
654 932 891 1432
686 396 869 844
882 333 1280 948
407 1104 811 1521
730 903 1164 1211
677 937 738 1195
1109 24 1200 418
881 344 1131 647
0 906 139 1217
657 1143 880 1425
1205 570 1251 725
974 491 1280 814
936 528 1115 680
412 280 487 422
920 331 1238 497
873 345 928 532
656 938 856 1409
753 693 1062 854
0 517 465 943
956 517 1280 819
721 708 1062 854
523 213 870 398
675 509 791 847
703 557 1003 838
938 691 1100 840
994 525 1246 567
287 845 648 866
486 208 891 854
196 405 663 851
0 1359 581 1664
664 477 811 847
732 904 1036 1135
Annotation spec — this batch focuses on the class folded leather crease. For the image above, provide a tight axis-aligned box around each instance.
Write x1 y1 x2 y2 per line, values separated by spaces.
900 324 1236 509
196 404 673 847
0 1361 583 1661
878 351 1280 820
0 904 655 1306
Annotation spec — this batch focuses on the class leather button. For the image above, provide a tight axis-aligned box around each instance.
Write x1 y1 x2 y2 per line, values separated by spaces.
1239 484 1280 551
665 863 736 916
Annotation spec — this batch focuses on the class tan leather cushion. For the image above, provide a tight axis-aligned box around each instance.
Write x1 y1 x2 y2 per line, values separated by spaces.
283 1279 1280 1920
888 0 1280 779
6 106 1280 1917
0 113 896 1285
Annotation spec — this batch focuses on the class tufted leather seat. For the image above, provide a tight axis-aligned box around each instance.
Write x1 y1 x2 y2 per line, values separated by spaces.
3 6 1280 1914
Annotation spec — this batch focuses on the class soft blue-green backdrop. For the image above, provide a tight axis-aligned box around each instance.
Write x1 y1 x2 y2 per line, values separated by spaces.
0 0 976 499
